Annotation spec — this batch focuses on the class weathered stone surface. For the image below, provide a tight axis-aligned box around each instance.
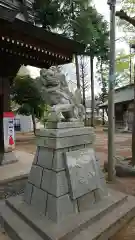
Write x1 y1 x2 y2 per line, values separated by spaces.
33 148 39 165
3 190 135 240
46 194 75 222
34 68 84 122
52 150 67 172
98 178 108 197
36 127 93 138
31 186 47 214
37 147 53 169
85 143 94 149
41 169 68 197
95 160 104 179
65 148 99 200
28 165 43 188
41 169 51 193
94 189 103 202
2 152 18 166
77 191 95 212
37 134 93 149
45 122 84 129
24 183 33 204
69 145 85 151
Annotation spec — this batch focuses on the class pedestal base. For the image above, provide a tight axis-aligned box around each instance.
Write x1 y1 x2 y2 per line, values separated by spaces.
1 190 135 240
1 152 18 166
24 124 107 222
1 123 135 240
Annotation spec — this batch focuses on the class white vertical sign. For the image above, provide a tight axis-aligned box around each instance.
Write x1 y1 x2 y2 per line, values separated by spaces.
3 112 15 152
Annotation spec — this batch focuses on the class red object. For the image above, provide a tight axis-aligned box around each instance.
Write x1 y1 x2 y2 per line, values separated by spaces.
9 136 14 145
3 112 14 118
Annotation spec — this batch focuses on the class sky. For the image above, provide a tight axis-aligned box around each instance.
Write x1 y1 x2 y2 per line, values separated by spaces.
27 0 128 97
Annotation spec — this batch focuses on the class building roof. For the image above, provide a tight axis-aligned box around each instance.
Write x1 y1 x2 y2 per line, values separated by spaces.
99 84 134 108
0 5 85 69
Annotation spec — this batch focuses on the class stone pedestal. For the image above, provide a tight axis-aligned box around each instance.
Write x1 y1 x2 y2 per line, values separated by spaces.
1 122 135 240
24 122 107 222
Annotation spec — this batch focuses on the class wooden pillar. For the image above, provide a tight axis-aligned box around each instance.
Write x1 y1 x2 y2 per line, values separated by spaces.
0 77 12 164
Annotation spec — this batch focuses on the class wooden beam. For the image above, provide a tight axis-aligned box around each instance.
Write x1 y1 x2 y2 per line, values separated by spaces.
0 78 4 164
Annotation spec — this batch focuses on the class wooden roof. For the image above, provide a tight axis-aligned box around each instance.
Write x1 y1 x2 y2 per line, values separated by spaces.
0 7 85 69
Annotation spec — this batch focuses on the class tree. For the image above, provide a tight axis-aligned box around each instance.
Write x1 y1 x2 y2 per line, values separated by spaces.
116 0 135 33
68 6 109 126
33 0 109 127
96 59 108 125
116 50 134 85
84 12 109 127
79 56 89 109
12 75 45 135
33 0 64 30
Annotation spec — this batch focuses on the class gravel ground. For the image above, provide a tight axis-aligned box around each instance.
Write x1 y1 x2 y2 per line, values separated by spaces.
0 179 27 200
0 178 28 240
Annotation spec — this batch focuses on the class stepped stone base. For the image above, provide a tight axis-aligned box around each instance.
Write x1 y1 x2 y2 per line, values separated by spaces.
1 189 135 240
1 122 135 239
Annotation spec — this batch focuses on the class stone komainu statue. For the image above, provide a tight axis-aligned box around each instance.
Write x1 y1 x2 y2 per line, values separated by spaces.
35 67 84 122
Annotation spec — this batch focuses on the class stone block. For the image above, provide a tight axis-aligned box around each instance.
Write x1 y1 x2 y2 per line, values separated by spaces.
37 134 94 149
41 169 68 197
24 183 33 204
33 148 39 165
95 187 108 202
31 186 47 214
37 127 93 138
52 149 67 172
85 143 93 149
77 191 95 212
69 145 85 151
65 148 99 200
37 147 54 169
41 169 51 193
94 158 104 179
46 194 75 222
98 178 108 198
47 127 93 138
94 189 102 202
29 165 43 188
45 121 84 129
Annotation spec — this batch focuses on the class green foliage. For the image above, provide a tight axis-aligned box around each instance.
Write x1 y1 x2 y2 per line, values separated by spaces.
97 49 131 104
116 0 135 47
40 105 51 127
34 0 64 30
33 0 109 59
116 50 134 84
12 75 45 120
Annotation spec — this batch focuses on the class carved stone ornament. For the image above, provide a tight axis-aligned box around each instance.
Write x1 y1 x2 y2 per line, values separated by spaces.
35 67 85 122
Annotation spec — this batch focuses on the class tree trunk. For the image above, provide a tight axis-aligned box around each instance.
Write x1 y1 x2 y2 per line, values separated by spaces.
132 64 135 166
75 55 80 89
71 1 80 89
90 56 95 127
32 112 36 135
102 108 105 125
81 62 86 122
100 61 105 125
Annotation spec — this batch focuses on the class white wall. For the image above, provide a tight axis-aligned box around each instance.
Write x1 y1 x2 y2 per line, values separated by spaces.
15 114 33 132
15 114 44 133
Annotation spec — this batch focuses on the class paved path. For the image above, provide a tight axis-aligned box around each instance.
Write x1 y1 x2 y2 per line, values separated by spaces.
0 151 33 184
